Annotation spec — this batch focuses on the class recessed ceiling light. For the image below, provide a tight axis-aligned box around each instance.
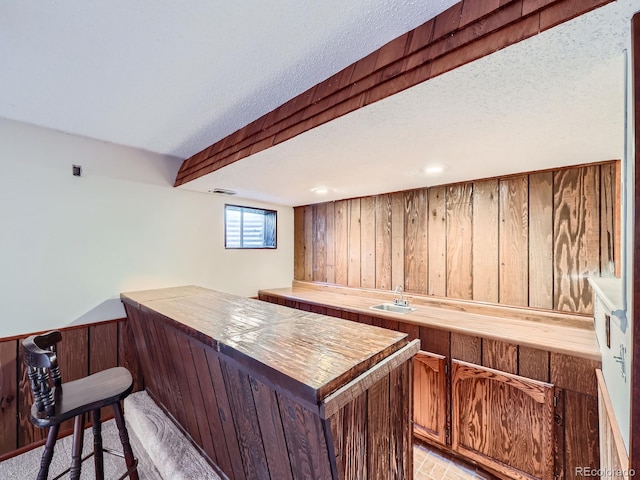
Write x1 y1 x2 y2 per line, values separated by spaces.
425 165 445 175
311 187 329 195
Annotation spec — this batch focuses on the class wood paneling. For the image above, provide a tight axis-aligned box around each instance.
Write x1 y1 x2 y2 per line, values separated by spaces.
597 370 629 479
175 0 614 186
529 172 554 309
447 183 473 300
482 338 517 375
294 207 305 281
90 323 118 374
519 346 550 383
347 198 361 288
326 202 336 284
360 196 376 288
427 186 447 296
126 291 416 480
550 352 599 396
391 192 405 290
0 340 17 455
451 332 481 364
367 375 390 477
404 189 428 294
294 162 619 315
499 175 529 306
313 203 327 282
375 194 392 290
419 327 450 357
553 166 600 313
600 162 619 276
304 205 313 282
335 200 349 286
1 319 142 458
472 179 499 302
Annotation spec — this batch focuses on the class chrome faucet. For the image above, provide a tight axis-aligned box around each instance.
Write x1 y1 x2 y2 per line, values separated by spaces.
393 285 409 307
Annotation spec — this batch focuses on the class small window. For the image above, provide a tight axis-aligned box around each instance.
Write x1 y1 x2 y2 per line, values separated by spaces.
225 204 277 249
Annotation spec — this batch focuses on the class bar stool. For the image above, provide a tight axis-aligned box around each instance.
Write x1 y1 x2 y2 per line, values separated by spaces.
22 330 139 480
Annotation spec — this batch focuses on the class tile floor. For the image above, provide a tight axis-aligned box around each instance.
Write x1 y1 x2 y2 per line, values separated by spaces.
413 442 497 480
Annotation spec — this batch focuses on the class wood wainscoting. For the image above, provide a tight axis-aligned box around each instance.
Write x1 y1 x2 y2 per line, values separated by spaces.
0 318 142 459
597 370 630 480
294 161 620 315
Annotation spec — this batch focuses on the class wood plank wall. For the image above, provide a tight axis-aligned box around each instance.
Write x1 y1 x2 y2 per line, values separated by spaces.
294 161 620 314
0 318 142 458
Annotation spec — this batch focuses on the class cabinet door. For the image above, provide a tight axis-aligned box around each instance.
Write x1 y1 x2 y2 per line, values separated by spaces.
451 360 554 480
413 351 447 445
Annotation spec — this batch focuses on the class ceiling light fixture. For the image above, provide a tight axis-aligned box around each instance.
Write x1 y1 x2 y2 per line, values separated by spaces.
310 187 329 195
425 165 445 175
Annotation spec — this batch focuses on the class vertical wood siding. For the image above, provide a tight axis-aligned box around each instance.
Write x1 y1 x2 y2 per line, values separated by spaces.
293 161 619 314
0 319 143 458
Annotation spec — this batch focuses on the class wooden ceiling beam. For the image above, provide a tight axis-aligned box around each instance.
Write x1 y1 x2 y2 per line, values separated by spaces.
174 0 614 187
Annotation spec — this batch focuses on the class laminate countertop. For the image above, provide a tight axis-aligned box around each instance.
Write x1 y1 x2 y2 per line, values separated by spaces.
258 281 601 361
121 286 409 402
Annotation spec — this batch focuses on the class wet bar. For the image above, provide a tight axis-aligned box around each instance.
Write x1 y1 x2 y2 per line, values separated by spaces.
121 286 419 480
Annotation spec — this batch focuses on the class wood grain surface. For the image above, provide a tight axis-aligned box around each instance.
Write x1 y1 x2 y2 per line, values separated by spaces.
326 202 336 284
564 390 599 480
124 287 415 480
499 175 529 306
348 198 362 288
413 352 447 445
375 194 393 290
447 183 473 300
360 196 376 288
404 189 428 294
294 207 305 282
553 166 600 313
0 340 17 455
391 192 405 290
313 203 327 282
529 172 554 309
122 287 408 404
472 179 499 302
335 199 349 286
1 319 140 458
292 161 619 315
451 360 554 480
427 186 447 296
260 282 600 360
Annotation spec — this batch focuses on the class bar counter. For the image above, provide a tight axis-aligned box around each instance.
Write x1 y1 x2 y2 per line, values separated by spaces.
121 286 419 480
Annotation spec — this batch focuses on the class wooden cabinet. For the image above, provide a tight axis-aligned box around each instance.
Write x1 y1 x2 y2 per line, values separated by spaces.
451 360 555 480
413 351 447 446
257 293 600 480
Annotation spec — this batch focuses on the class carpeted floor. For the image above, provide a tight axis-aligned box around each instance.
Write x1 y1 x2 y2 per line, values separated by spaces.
0 417 162 479
0 391 220 480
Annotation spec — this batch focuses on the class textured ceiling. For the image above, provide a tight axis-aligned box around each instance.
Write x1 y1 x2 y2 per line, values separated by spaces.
0 0 458 159
183 0 637 206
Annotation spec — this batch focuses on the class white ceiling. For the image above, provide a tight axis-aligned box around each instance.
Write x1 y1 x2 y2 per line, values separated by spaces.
1 1 637 207
183 0 638 206
0 0 457 159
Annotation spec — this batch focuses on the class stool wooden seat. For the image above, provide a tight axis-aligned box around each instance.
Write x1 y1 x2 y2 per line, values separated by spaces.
23 330 139 480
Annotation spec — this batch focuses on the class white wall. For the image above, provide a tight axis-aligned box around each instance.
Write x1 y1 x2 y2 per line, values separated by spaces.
0 118 294 338
597 3 638 453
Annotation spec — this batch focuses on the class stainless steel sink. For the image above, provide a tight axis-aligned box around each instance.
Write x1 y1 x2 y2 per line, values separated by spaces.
370 303 416 314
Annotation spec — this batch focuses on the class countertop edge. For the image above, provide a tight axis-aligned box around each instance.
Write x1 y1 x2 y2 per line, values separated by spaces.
259 286 601 362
